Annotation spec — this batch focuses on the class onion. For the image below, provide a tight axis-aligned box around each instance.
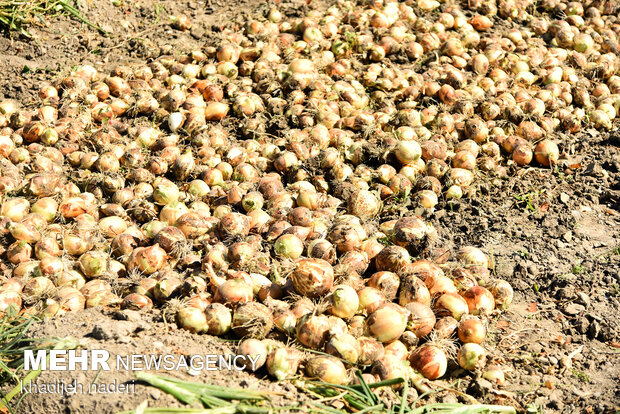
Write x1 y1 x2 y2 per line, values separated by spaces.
274 234 304 260
398 275 431 307
122 293 153 310
236 339 268 372
367 271 400 301
153 275 182 302
395 140 422 164
534 140 559 166
371 354 410 385
457 246 489 268
78 251 108 279
296 314 330 349
488 279 514 310
409 344 448 380
306 356 348 384
404 302 436 338
204 303 232 335
458 316 486 344
176 306 208 333
266 347 304 380
328 284 359 319
461 286 495 316
325 333 361 364
375 246 410 273
457 343 487 371
512 145 533 166
231 301 274 339
357 337 385 365
366 303 409 343
272 309 296 334
132 244 168 274
434 292 469 321
384 340 409 361
483 365 506 385
215 279 253 305
357 287 386 314
291 258 334 298
307 239 337 264
348 190 381 220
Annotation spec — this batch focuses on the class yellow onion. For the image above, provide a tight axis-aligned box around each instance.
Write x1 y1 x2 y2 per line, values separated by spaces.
78 251 108 279
266 347 304 380
458 316 487 344
461 286 495 316
0 197 30 221
328 284 359 319
409 344 448 380
457 343 487 371
231 301 273 339
357 286 386 314
325 333 361 364
348 189 381 220
236 339 268 372
204 303 232 335
176 306 208 333
457 246 489 268
214 279 253 305
305 356 348 385
405 302 436 338
291 258 334 298
132 244 168 274
371 355 410 386
384 340 409 361
366 303 408 343
483 365 506 385
488 279 514 310
434 292 469 321
399 275 431 307
296 314 330 349
395 140 422 164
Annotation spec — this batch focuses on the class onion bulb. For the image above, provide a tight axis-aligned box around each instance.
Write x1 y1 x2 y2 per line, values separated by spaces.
325 333 361 364
409 344 448 380
404 302 436 338
236 339 268 371
458 316 486 344
266 347 304 380
461 286 495 316
457 246 489 268
291 258 334 298
305 356 348 384
366 303 409 343
457 343 487 371
328 284 359 319
176 306 208 333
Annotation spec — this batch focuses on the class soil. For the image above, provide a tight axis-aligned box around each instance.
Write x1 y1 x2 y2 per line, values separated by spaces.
0 0 619 413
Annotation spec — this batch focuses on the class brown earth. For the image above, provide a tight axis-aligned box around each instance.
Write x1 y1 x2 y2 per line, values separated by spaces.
0 0 619 413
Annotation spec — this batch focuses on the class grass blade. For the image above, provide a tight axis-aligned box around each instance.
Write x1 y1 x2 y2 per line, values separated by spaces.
135 372 200 406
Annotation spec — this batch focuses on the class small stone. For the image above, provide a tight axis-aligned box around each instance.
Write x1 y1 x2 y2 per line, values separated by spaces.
575 317 589 334
496 261 515 278
588 321 601 339
90 321 136 340
575 292 591 307
114 310 142 322
560 193 570 204
548 390 564 410
549 356 559 365
467 378 493 397
563 303 585 316
563 231 573 242
90 324 112 340
439 393 459 404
